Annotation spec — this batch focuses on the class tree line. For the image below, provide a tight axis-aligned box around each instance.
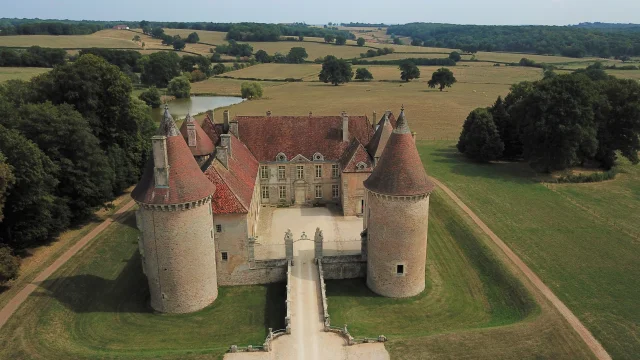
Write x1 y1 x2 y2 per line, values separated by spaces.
0 21 103 36
0 54 155 283
0 46 67 67
388 23 640 58
457 65 640 172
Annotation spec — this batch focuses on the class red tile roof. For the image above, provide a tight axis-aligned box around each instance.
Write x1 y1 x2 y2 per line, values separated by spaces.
132 108 216 205
234 115 374 162
179 114 215 156
340 139 373 173
364 111 434 196
204 134 259 214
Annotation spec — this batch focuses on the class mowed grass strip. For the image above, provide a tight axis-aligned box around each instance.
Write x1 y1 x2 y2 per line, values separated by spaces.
0 67 49 83
0 214 285 359
418 141 640 360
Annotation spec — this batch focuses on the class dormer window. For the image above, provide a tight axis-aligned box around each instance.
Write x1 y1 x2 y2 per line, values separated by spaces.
313 152 324 161
356 162 367 170
276 153 287 162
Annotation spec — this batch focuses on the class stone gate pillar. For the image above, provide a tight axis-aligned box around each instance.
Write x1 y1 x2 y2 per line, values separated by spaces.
248 236 256 268
285 229 293 264
360 229 368 261
314 227 323 261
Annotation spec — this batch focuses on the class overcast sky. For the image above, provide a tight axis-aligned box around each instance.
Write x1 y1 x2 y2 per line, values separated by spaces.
3 0 640 26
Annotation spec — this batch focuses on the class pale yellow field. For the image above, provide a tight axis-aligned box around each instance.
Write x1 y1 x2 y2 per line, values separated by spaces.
163 28 227 44
247 41 365 60
606 69 640 80
356 64 542 84
470 51 606 64
0 34 139 49
0 67 49 83
222 63 321 80
190 77 285 96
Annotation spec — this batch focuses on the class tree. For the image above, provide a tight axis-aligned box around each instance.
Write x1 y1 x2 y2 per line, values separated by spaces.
393 37 404 45
255 50 271 63
132 35 141 42
399 61 420 82
0 152 15 223
411 39 423 46
449 51 461 62
186 32 200 43
318 55 353 86
241 82 264 100
324 34 335 43
298 35 304 41
489 96 521 159
335 35 347 45
173 39 186 51
0 246 19 285
167 76 191 98
140 51 181 87
428 68 457 91
457 108 504 162
190 69 207 82
139 87 162 108
151 27 165 38
139 20 149 29
355 68 373 81
357 37 365 46
212 63 226 75
287 47 308 64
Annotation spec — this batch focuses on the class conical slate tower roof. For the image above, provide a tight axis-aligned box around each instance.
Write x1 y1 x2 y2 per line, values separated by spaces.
363 108 435 196
132 106 216 205
179 112 215 156
366 112 393 159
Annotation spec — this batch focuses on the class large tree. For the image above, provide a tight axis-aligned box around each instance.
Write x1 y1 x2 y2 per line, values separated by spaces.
335 35 347 45
355 68 373 81
140 51 181 87
357 37 365 46
399 60 420 82
0 152 15 223
489 96 522 159
287 47 308 64
167 76 191 98
318 55 353 86
324 34 335 43
255 50 271 63
186 32 200 43
457 108 504 162
428 68 457 91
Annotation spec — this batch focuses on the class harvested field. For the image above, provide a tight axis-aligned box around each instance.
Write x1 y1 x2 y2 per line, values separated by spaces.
0 67 49 83
0 34 139 49
221 63 321 80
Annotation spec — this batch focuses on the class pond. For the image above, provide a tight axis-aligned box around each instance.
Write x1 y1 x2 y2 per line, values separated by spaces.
150 96 244 123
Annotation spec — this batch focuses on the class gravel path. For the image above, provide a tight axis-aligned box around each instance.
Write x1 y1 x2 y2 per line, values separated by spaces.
430 177 612 360
0 200 136 330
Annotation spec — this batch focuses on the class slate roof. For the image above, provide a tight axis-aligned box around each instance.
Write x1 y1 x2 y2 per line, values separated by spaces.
201 113 222 145
364 110 435 196
132 107 216 205
203 134 259 214
179 113 215 156
366 113 394 159
233 115 374 162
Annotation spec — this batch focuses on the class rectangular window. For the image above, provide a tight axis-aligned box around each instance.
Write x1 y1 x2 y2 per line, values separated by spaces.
261 186 269 199
315 164 322 178
332 184 339 198
397 264 404 275
279 186 286 199
297 165 304 179
221 252 228 261
332 164 339 178
260 165 269 179
278 165 286 180
216 224 222 233
315 185 323 199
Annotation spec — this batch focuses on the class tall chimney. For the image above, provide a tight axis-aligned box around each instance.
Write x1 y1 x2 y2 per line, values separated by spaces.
152 135 169 187
223 110 230 133
216 145 229 169
309 111 313 117
220 133 232 158
342 111 349 142
206 110 214 122
373 111 377 127
412 131 417 143
266 110 272 117
187 121 197 147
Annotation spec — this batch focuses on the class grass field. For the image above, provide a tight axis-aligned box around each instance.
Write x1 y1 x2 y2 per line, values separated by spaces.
418 141 640 360
0 33 139 49
163 28 227 45
221 63 321 80
327 190 594 359
0 67 49 83
0 213 285 359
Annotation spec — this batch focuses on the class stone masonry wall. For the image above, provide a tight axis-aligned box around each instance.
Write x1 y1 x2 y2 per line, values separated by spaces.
218 258 288 286
341 172 370 216
214 213 249 286
321 255 366 279
366 191 430 298
138 198 218 313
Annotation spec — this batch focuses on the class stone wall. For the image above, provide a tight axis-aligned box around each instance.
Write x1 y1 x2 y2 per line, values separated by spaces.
366 191 430 298
341 172 370 216
321 255 366 279
218 258 288 286
214 213 248 285
137 197 218 314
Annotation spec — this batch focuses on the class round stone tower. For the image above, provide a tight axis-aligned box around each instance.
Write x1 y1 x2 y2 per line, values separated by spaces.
363 108 435 298
132 106 218 314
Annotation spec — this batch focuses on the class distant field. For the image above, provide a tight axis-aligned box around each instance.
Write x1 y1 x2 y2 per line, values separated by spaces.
468 51 606 64
0 67 49 83
0 33 139 49
191 77 285 97
419 142 640 360
163 28 227 44
606 69 640 80
222 63 321 80
355 64 542 84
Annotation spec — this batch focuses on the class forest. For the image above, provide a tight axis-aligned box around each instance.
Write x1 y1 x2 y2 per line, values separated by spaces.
387 23 640 58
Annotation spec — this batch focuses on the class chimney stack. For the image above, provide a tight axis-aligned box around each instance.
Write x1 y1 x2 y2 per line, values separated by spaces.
152 135 169 187
220 133 232 158
223 110 230 133
216 145 229 169
373 111 377 126
187 121 197 147
341 111 349 142
206 110 214 122
411 131 417 143
266 110 272 117
309 111 313 117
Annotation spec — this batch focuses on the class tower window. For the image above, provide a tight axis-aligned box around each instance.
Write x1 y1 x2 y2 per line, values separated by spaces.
396 264 405 275
216 224 222 233
221 252 228 261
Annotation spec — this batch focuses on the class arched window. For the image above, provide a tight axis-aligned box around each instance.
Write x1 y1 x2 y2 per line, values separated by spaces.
356 162 367 170
313 152 324 161
276 153 287 162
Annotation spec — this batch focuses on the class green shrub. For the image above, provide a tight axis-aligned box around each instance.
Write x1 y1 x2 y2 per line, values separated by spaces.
240 82 263 100
167 76 191 98
190 69 207 82
0 246 20 284
138 87 162 108
556 168 618 183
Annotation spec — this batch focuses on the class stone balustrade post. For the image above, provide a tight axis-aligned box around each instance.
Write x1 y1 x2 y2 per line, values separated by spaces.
285 229 294 264
314 227 323 261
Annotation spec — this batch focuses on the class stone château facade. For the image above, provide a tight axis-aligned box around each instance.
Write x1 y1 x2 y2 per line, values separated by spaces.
132 105 432 314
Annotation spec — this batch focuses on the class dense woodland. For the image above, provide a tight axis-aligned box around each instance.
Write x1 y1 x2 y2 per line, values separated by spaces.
0 55 155 282
0 47 67 67
0 20 104 36
388 23 640 58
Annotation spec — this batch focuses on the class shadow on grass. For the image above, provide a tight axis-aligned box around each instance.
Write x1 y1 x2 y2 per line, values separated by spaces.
114 210 137 229
35 251 152 314
263 282 287 331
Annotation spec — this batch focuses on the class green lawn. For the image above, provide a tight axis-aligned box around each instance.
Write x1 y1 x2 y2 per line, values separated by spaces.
0 214 285 359
327 190 594 359
417 141 640 360
0 67 49 83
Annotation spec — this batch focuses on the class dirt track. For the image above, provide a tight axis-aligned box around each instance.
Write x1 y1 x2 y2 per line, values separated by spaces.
430 177 611 360
0 200 136 330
